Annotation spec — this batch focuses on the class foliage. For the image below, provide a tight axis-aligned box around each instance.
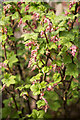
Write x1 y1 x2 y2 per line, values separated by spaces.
0 0 80 119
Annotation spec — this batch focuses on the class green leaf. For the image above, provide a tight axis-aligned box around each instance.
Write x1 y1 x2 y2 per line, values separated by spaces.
22 15 31 22
9 55 18 67
53 73 61 83
2 74 16 87
22 32 38 40
16 85 24 91
36 100 46 108
42 66 50 73
38 61 43 68
63 54 72 64
28 6 38 12
71 80 78 89
47 43 57 50
51 101 61 111
30 73 42 82
1 34 7 41
30 83 41 96
40 81 47 89
2 107 11 118
45 91 60 111
4 60 8 64
20 91 28 96
12 12 19 20
71 4 76 11
0 21 4 25
65 63 78 78
59 31 75 44
28 109 45 119
24 84 31 88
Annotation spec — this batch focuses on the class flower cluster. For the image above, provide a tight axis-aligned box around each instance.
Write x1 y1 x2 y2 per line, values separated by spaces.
31 13 40 21
25 40 37 51
1 84 6 91
40 93 49 113
70 45 77 56
52 64 61 73
3 4 11 11
31 13 39 29
51 36 60 43
25 5 29 11
65 11 69 16
46 49 50 56
52 64 57 72
40 30 44 37
46 24 52 34
44 17 50 24
69 1 76 10
27 46 39 68
47 83 58 91
1 28 7 34
0 62 7 69
18 18 22 27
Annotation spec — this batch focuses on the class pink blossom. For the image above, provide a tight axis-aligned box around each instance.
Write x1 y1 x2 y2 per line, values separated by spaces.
3 4 11 11
41 93 44 96
72 1 76 5
71 51 75 56
44 105 48 113
36 13 39 20
52 64 56 72
25 5 29 11
42 97 48 104
31 65 38 71
40 30 44 36
50 36 56 42
25 41 36 47
65 11 69 16
4 28 7 34
29 46 31 51
53 36 56 40
27 59 32 68
46 26 50 32
58 44 61 48
7 4 11 9
32 13 40 21
51 28 55 32
47 85 52 91
70 45 77 56
46 50 50 56
1 84 6 91
31 50 37 57
67 20 70 25
40 21 42 25
44 18 48 23
48 22 52 27
56 27 59 30
70 45 77 50
0 62 7 69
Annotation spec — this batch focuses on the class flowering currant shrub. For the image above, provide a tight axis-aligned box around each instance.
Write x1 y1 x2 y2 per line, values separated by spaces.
0 1 80 119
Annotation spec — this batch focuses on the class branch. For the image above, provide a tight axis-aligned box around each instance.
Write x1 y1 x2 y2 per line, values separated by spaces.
44 31 49 44
5 88 22 118
3 44 12 74
26 20 39 33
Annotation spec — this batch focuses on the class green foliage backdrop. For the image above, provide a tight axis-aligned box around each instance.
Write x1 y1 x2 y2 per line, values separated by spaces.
0 1 80 119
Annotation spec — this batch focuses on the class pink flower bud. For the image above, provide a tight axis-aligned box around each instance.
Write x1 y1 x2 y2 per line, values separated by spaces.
44 18 47 23
41 93 44 96
40 30 44 36
65 11 69 16
1 84 6 91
